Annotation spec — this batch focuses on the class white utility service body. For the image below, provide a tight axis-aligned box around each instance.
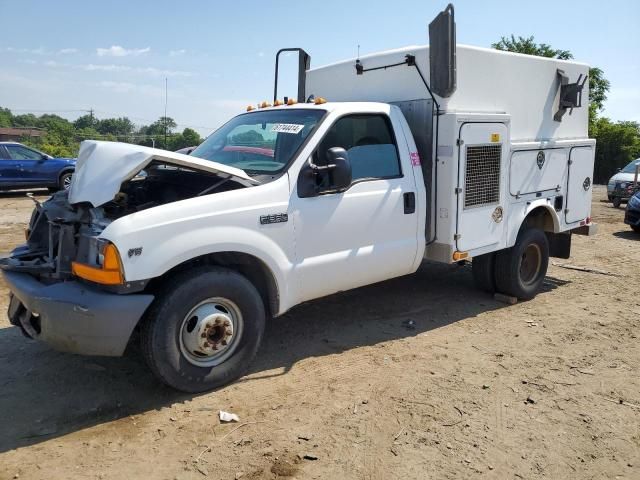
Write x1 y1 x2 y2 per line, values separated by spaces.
1 7 597 392
306 44 595 263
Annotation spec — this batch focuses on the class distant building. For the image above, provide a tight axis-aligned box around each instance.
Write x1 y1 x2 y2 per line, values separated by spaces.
0 127 46 142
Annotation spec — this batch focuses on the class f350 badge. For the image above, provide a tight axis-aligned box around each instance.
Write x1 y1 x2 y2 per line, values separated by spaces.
260 213 288 225
128 247 143 258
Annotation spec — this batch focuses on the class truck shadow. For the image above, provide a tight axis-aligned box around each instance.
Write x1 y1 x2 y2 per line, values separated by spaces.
0 261 569 453
613 230 639 241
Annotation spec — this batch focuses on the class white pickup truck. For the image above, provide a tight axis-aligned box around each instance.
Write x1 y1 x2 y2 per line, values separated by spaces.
1 5 597 392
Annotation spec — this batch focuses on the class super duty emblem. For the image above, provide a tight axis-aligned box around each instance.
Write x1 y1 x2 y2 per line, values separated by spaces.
128 247 143 258
260 213 288 225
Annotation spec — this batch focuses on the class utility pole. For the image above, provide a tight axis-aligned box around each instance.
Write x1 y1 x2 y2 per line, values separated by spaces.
164 78 168 148
89 108 94 125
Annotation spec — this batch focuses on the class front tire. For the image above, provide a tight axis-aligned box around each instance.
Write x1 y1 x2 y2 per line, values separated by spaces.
612 197 622 208
141 267 266 393
495 228 549 300
632 225 640 233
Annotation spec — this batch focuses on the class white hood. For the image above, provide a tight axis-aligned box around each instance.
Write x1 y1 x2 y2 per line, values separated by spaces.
68 141 259 207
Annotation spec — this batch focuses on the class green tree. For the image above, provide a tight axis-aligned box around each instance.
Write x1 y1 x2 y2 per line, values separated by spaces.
590 119 640 183
0 107 12 127
492 35 573 60
73 114 97 130
96 117 135 136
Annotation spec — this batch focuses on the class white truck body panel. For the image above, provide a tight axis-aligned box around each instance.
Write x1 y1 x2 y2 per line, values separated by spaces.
306 44 589 142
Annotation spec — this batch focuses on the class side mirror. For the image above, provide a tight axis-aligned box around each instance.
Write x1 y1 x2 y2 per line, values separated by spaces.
429 3 457 98
617 168 622 173
325 147 352 190
297 147 352 198
40 154 49 161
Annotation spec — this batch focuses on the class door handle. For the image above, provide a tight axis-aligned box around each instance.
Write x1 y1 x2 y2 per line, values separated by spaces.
403 192 416 214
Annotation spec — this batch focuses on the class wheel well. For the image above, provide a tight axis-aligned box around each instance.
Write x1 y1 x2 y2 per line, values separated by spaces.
148 252 279 317
522 206 557 233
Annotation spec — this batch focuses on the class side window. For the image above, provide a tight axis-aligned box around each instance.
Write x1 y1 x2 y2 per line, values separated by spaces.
6 146 43 160
0 146 10 160
316 114 401 181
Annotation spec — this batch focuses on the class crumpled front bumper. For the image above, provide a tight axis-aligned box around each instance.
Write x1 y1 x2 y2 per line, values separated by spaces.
3 270 154 356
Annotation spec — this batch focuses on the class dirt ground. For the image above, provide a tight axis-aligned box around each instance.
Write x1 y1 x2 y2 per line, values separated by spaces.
0 186 638 480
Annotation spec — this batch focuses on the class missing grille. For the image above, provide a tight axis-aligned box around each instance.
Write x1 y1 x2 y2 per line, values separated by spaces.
464 144 501 208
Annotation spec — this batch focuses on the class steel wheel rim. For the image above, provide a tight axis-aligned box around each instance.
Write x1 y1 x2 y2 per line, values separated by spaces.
179 297 244 367
63 175 73 189
519 243 542 286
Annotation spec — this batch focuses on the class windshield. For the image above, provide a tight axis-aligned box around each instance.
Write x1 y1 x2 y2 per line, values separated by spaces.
622 159 640 174
190 109 325 174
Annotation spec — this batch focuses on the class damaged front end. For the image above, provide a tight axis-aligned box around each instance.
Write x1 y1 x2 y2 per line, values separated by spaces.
1 140 256 355
2 191 100 280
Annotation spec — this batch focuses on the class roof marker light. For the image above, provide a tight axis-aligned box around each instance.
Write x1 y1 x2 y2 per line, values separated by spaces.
287 98 297 106
314 97 327 105
246 105 255 111
259 101 272 108
273 100 284 106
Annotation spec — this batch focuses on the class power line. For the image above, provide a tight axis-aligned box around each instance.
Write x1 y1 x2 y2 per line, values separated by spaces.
3 107 217 131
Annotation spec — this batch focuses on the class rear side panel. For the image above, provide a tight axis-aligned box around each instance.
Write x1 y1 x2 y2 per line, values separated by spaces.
456 122 508 252
510 149 568 197
566 146 595 223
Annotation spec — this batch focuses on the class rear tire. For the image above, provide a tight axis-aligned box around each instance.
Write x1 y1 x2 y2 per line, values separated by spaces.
472 253 496 293
141 266 266 393
613 197 622 208
632 225 640 233
495 228 549 300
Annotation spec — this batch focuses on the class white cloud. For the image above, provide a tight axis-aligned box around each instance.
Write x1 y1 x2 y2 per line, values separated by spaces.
96 81 162 97
5 46 46 55
58 48 78 55
136 67 192 77
169 49 186 57
96 45 151 57
84 63 131 72
44 60 59 67
258 51 265 57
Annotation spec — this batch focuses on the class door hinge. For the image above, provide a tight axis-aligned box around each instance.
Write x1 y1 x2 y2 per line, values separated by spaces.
454 233 461 240
456 139 464 146
454 187 463 194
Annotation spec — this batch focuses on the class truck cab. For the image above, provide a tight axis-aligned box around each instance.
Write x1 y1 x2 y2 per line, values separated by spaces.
1 5 597 392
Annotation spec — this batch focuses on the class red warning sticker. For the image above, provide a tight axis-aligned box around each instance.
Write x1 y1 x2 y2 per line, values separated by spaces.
410 152 421 166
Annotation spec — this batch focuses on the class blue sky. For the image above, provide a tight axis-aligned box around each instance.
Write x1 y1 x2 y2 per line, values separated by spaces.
0 0 638 136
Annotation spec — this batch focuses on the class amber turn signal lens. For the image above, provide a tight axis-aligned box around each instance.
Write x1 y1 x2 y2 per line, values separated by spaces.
452 251 468 261
72 243 124 285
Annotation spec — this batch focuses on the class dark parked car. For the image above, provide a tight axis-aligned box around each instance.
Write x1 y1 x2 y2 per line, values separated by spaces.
0 142 75 191
624 190 640 233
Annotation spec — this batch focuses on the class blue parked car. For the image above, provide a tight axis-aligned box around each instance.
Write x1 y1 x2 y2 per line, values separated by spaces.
624 190 640 233
0 142 75 191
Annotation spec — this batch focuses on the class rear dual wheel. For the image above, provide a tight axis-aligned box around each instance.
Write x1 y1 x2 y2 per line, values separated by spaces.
472 228 549 300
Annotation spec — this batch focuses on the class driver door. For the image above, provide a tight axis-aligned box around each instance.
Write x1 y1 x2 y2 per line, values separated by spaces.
290 112 420 304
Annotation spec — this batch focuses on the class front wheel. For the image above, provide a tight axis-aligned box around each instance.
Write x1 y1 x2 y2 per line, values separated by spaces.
494 228 549 300
612 197 622 208
141 267 266 392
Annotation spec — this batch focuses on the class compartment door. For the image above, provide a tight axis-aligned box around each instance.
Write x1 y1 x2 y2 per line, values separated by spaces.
456 123 508 252
565 146 594 224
